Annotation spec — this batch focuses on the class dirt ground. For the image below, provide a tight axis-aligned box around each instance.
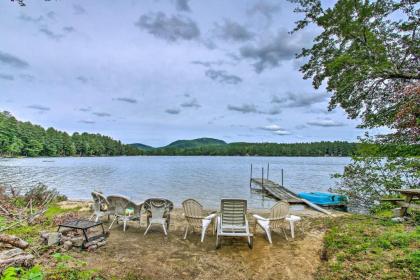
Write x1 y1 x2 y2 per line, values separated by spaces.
60 201 334 280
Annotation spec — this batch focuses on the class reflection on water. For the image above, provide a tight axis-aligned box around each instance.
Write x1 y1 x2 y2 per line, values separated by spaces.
0 156 350 209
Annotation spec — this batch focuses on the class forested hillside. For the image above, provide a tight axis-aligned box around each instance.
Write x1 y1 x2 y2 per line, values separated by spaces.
0 111 142 157
164 138 226 149
146 141 357 156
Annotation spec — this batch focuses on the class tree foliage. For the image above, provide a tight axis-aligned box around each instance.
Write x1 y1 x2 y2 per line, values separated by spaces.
290 0 419 132
290 0 419 210
332 138 420 211
0 111 142 157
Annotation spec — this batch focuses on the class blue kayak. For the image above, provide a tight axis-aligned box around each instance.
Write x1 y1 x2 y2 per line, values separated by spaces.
297 192 347 206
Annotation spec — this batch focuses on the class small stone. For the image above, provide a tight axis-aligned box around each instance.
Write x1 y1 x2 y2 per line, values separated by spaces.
391 217 405 223
70 237 84 247
61 236 71 242
39 231 49 240
62 241 73 251
96 240 107 248
87 245 97 251
47 232 61 246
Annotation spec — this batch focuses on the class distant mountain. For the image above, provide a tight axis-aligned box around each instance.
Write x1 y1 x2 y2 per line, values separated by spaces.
164 138 227 149
129 143 155 151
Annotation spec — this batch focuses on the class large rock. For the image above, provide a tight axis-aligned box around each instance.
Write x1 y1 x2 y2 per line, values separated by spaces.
47 232 61 246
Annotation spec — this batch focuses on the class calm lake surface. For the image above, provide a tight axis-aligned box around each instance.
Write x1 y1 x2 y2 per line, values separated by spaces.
0 156 350 209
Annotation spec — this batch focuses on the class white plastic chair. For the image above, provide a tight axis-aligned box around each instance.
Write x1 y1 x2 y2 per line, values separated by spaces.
107 195 141 232
216 199 253 249
253 201 289 243
89 191 113 222
182 199 216 242
143 198 174 236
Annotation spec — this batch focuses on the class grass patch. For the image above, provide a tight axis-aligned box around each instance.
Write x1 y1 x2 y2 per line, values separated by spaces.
316 215 420 280
2 203 77 243
1 254 104 280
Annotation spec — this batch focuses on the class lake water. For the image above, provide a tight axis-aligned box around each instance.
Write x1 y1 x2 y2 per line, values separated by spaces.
0 156 350 209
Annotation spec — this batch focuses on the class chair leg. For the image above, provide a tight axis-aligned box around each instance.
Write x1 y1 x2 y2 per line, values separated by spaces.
144 223 152 236
123 220 127 232
95 215 99 223
216 234 221 249
201 226 206 242
183 224 189 240
289 221 295 239
162 223 168 236
265 227 272 244
108 216 117 230
281 227 289 241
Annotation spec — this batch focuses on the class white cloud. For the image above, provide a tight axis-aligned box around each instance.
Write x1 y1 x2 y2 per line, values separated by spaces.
307 119 345 127
273 129 291 135
260 124 282 131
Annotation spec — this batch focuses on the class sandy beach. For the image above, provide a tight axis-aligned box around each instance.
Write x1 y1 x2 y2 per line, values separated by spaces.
57 200 337 280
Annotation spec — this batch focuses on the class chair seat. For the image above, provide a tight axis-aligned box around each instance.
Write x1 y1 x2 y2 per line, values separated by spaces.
150 217 166 224
286 215 301 222
256 219 270 228
202 219 212 228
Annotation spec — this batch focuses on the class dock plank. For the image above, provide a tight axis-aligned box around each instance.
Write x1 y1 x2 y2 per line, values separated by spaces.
251 178 301 203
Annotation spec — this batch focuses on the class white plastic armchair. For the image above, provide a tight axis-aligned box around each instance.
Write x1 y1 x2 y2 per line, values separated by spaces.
253 201 289 243
143 198 174 236
89 191 113 222
107 195 140 232
182 199 216 242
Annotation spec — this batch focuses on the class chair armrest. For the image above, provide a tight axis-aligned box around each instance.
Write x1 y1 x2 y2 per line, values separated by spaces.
253 214 269 221
204 213 217 220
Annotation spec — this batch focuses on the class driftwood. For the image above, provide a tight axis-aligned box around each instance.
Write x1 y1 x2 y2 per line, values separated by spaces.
0 234 29 249
0 248 34 271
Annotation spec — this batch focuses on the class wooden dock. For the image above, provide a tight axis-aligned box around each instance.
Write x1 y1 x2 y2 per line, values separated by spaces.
250 177 331 215
250 178 301 203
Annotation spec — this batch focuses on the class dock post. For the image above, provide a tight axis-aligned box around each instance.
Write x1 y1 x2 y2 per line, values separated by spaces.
249 164 253 189
281 168 284 186
261 167 264 189
267 163 269 180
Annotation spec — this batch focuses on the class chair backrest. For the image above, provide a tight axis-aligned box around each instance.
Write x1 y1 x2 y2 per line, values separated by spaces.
135 202 144 218
107 195 137 216
269 201 289 219
143 198 174 219
91 191 109 212
182 199 203 218
221 199 247 226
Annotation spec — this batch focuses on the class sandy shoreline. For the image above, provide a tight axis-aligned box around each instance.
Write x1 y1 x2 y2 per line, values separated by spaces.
55 200 338 279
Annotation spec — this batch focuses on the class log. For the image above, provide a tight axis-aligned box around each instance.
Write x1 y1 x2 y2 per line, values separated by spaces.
0 254 34 271
0 248 23 259
0 234 29 249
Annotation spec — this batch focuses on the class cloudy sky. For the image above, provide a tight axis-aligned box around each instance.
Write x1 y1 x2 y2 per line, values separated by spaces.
1 0 366 146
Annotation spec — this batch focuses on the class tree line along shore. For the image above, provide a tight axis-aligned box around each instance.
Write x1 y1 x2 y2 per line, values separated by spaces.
1 111 418 158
